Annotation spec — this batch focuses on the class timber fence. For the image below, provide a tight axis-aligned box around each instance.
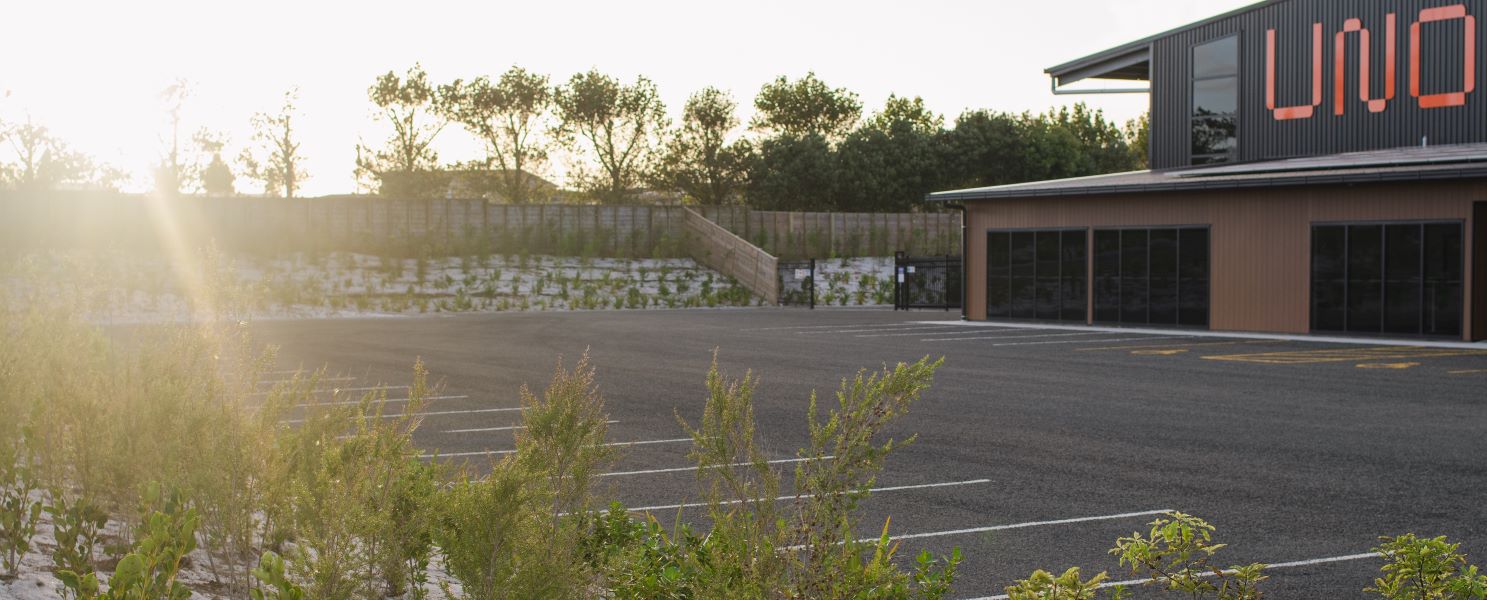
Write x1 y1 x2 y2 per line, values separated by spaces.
0 192 959 260
683 208 780 303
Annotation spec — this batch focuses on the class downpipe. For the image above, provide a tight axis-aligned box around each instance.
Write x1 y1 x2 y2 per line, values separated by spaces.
945 202 968 321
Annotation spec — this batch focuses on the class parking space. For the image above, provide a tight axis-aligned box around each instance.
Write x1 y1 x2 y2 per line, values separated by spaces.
249 308 1487 598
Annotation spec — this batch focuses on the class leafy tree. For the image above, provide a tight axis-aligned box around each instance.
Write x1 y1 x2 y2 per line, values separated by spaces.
1125 113 1151 170
555 70 669 204
752 72 862 140
240 89 308 198
154 79 192 195
442 66 555 204
356 64 449 198
1 119 95 191
742 133 837 211
1047 103 1140 175
936 109 1029 190
653 87 748 205
833 95 944 211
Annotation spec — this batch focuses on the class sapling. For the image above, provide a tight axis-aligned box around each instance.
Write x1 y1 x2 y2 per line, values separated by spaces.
1111 512 1267 600
1367 534 1487 600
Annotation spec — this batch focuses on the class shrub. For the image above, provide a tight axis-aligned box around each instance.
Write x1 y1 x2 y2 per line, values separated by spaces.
1111 512 1266 599
59 500 200 600
0 434 42 579
433 353 614 599
1367 534 1487 599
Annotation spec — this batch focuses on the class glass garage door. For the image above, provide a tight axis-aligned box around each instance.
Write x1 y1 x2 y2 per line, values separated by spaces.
1311 222 1463 336
986 230 1086 321
1092 227 1210 327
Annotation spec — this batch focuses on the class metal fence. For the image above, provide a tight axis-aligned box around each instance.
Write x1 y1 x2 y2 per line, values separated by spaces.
778 259 816 308
894 253 962 311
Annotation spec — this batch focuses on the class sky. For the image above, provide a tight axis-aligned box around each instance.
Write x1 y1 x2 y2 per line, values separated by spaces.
0 0 1256 196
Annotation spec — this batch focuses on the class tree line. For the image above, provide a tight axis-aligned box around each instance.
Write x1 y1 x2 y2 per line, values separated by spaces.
0 68 1148 212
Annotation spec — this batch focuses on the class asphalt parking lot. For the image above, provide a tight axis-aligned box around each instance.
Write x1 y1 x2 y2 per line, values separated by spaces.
250 308 1487 599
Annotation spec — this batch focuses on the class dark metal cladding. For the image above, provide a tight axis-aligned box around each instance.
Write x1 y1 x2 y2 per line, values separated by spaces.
1149 0 1487 170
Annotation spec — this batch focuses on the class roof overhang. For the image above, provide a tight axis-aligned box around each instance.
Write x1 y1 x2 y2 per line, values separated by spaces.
1047 45 1151 89
927 143 1487 202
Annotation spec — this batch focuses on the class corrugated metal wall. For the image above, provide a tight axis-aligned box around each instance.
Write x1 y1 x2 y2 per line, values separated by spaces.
1151 0 1487 169
964 180 1481 340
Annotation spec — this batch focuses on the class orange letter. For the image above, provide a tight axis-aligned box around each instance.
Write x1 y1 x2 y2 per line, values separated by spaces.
1411 4 1476 109
1335 15 1397 115
1269 23 1324 120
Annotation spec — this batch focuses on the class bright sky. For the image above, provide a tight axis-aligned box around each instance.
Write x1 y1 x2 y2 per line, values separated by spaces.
0 0 1256 196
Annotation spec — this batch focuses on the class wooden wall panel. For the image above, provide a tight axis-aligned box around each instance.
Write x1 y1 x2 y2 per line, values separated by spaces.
965 180 1483 339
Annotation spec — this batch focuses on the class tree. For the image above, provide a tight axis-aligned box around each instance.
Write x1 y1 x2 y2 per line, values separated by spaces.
154 79 192 195
1046 103 1140 174
653 87 748 205
833 95 944 212
193 129 234 196
356 64 449 198
240 89 308 198
742 133 837 211
751 72 862 140
1125 113 1151 170
441 67 555 204
2 119 95 191
554 70 668 204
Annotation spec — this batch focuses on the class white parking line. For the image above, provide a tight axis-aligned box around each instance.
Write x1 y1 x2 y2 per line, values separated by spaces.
597 456 825 478
425 437 694 458
919 331 1111 343
796 325 968 335
859 509 1173 545
857 327 1052 339
445 420 619 434
743 323 952 332
257 376 357 385
962 552 1378 600
627 479 992 513
987 335 1193 347
248 385 409 397
278 405 522 425
284 394 467 408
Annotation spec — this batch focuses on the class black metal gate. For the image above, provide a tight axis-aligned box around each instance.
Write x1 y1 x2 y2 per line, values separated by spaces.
778 259 815 308
894 253 962 311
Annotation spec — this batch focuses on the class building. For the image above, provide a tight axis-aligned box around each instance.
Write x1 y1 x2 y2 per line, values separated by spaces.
930 0 1487 342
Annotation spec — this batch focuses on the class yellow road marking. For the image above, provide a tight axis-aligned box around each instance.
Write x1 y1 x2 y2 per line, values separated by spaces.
1356 362 1421 370
1449 369 1487 375
1075 339 1270 353
1133 349 1188 356
1204 346 1487 365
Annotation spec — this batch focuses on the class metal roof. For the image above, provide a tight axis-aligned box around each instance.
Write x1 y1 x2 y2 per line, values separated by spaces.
927 143 1487 202
1045 0 1271 85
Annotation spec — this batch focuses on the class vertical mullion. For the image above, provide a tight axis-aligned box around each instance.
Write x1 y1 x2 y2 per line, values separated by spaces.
1176 228 1183 327
1373 224 1385 333
1343 226 1351 332
1419 223 1427 335
1146 228 1152 325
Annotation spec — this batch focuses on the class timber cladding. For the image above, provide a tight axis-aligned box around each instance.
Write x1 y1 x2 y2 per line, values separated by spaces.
964 180 1481 340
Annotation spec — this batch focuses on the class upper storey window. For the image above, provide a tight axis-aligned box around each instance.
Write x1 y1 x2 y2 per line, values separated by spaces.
1191 36 1239 165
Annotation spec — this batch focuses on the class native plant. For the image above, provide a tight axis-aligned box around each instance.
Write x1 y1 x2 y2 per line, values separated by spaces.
58 500 200 600
1367 534 1487 600
1111 512 1267 599
249 551 306 600
1004 567 1112 600
434 353 615 599
0 434 42 579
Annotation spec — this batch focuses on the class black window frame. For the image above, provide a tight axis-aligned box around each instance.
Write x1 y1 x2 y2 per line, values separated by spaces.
1309 220 1466 338
1190 34 1240 166
1092 225 1212 329
985 228 1089 323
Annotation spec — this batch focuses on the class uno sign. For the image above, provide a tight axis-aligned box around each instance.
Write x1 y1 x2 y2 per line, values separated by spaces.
1268 4 1475 120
